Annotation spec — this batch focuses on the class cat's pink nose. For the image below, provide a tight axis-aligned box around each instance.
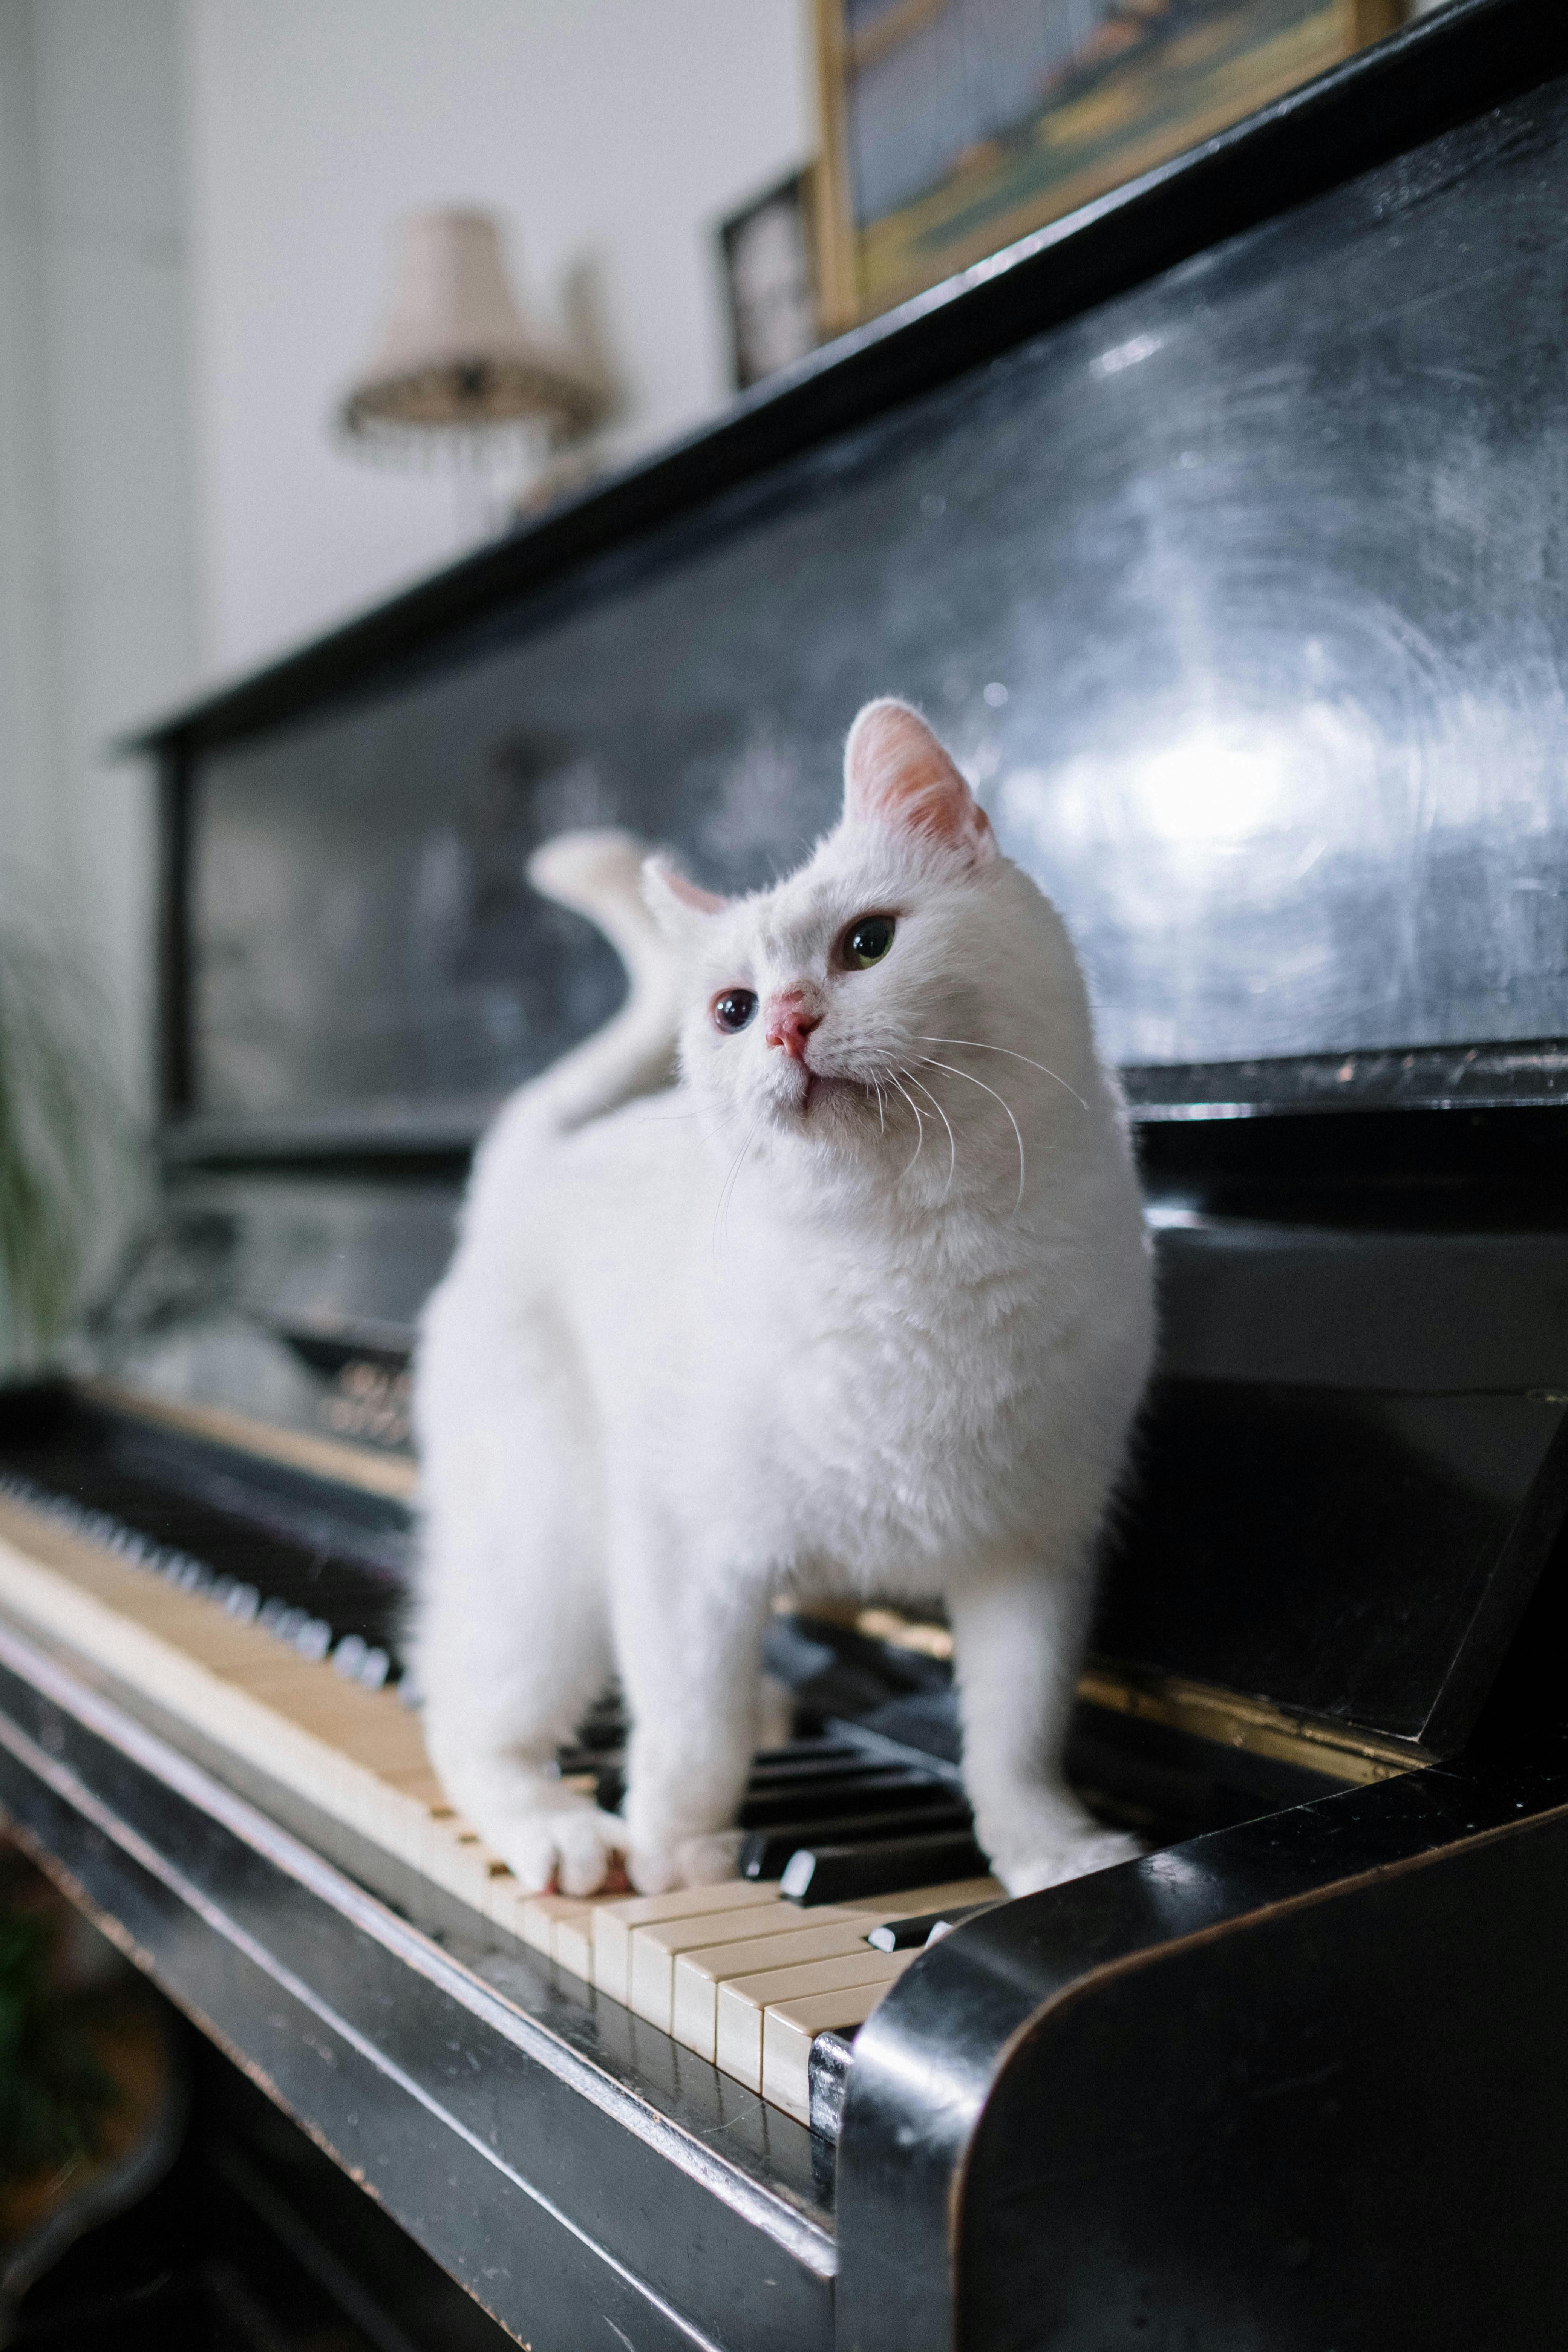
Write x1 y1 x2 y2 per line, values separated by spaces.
765 991 822 1062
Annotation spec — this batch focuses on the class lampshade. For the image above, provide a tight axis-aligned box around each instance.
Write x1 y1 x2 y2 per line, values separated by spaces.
340 208 608 453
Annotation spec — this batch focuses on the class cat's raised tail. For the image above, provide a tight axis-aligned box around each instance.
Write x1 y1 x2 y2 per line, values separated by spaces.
518 828 681 1136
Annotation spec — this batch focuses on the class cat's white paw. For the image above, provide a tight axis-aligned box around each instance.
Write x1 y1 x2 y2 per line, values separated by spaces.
627 1829 744 1896
1000 1827 1144 1898
496 1805 629 1897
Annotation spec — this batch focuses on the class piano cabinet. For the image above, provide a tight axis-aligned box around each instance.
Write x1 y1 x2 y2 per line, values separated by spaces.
844 1755 1568 2352
6 0 1568 2344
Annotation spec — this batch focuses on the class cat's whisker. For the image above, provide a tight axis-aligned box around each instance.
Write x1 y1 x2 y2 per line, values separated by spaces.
904 1070 957 1200
871 1076 886 1137
712 1114 762 1257
914 1036 1088 1113
718 1122 758 1250
886 1072 927 1180
917 1055 1026 1211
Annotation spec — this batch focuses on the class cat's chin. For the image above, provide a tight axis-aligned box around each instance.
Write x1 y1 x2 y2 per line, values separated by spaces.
784 1067 878 1125
737 1070 874 1137
801 1069 859 1113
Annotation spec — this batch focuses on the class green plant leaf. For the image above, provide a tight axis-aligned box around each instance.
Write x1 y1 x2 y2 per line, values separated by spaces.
0 929 126 1359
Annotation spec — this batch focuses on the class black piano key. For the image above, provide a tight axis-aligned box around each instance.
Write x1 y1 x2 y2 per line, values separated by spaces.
553 1741 626 1778
737 1766 947 1831
865 1899 1000 1952
779 1827 991 1905
0 1451 407 1661
546 1731 952 1833
752 1740 862 1767
588 1763 957 1838
551 1731 854 1782
744 1748 881 1788
740 1798 972 1880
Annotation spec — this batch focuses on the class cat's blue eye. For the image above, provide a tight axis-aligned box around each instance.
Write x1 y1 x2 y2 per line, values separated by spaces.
712 989 758 1033
843 914 895 969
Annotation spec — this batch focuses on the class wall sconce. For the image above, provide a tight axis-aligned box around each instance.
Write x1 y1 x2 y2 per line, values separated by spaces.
338 208 612 518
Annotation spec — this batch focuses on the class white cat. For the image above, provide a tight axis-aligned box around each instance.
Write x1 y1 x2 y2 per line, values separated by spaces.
413 699 1153 1901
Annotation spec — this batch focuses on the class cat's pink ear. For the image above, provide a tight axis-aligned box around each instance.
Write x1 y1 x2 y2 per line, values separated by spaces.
642 853 726 939
843 699 995 865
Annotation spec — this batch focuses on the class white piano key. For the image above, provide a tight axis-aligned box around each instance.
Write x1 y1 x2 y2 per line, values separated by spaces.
837 1876 1003 1920
715 1948 913 2091
763 1980 903 2124
551 1899 602 1982
593 1882 780 2006
672 1918 892 2058
629 1896 854 2034
663 1877 995 2055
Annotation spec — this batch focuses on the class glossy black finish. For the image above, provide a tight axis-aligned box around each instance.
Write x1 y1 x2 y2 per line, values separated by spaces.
1125 1037 1568 1118
23 1347 1568 1810
739 1767 949 1832
781 1830 990 1906
89 1171 451 1462
837 1752 1568 2352
865 1902 998 1954
740 1802 974 1882
1095 1381 1568 1749
808 2035 856 2146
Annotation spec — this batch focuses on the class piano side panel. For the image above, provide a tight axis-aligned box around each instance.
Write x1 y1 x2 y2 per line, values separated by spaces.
956 1799 1568 2352
834 1760 1568 2352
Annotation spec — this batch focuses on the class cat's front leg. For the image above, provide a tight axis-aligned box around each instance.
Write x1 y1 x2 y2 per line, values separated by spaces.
613 1560 769 1896
416 1547 626 1897
946 1558 1141 1897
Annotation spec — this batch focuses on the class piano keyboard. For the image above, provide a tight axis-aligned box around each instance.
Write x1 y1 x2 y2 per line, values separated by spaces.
0 1481 999 2126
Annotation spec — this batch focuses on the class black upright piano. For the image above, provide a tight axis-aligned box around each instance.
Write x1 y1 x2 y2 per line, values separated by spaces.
4 3 1568 2344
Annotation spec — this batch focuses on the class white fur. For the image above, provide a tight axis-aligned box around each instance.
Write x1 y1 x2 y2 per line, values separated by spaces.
413 701 1155 1900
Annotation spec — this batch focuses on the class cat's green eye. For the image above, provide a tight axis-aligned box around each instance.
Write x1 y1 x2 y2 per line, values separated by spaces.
844 914 895 969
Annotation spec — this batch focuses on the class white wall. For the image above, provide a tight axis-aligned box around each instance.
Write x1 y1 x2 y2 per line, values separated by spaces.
0 0 811 1112
0 0 199 1108
187 0 813 679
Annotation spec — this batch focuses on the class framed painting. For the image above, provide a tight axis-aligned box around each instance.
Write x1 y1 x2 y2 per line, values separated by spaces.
718 168 822 390
814 0 1407 329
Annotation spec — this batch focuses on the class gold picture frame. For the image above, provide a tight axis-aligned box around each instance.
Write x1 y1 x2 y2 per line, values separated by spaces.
814 0 1406 331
